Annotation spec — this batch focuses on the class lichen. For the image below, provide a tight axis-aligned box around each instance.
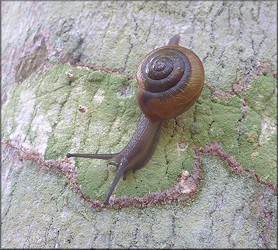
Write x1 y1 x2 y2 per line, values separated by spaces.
2 64 276 202
245 74 277 118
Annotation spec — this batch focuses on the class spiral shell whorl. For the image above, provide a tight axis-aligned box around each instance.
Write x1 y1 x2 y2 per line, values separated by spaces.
138 48 191 93
136 45 205 120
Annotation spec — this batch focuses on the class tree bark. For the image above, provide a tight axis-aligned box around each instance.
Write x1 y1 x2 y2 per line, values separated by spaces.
2 1 277 248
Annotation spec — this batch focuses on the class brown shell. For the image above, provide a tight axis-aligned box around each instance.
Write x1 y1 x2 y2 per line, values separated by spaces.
136 45 205 120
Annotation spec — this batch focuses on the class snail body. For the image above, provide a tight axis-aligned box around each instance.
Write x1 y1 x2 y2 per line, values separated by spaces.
67 34 205 204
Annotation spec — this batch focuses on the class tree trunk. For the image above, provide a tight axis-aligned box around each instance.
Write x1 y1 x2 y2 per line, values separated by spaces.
2 1 277 248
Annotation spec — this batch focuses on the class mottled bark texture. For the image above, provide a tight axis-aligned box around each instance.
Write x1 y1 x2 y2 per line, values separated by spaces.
2 1 277 248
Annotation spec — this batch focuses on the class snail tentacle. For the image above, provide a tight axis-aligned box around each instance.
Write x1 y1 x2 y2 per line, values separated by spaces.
167 34 180 46
66 153 116 160
103 157 129 205
67 114 161 204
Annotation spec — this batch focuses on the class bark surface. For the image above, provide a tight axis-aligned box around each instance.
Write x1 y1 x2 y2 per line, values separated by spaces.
2 1 277 248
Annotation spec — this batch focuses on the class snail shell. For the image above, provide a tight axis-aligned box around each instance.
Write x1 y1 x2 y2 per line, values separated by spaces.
136 45 205 120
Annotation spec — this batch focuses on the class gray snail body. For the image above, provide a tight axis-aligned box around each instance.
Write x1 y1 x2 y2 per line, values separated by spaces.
67 34 205 205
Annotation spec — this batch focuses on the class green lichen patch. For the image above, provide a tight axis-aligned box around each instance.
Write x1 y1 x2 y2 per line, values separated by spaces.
245 74 277 119
239 74 277 182
3 64 276 202
70 77 196 199
188 74 277 183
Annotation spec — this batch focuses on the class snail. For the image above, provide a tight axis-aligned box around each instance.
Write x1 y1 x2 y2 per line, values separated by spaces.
67 34 205 204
